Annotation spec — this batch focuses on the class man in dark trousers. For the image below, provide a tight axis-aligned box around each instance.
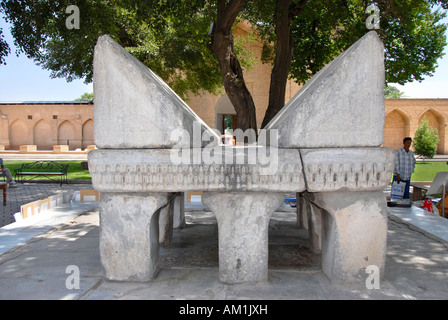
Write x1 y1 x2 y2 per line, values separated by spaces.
394 137 416 199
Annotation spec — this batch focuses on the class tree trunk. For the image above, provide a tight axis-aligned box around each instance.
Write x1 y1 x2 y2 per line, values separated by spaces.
211 0 258 137
261 0 308 129
261 0 293 129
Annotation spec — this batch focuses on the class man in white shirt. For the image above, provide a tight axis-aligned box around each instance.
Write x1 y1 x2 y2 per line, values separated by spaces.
394 137 416 199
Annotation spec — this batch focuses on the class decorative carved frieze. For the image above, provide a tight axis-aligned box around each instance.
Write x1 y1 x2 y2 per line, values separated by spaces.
88 148 306 193
300 148 395 192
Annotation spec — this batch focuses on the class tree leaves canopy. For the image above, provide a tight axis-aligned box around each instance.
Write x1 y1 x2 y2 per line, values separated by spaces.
384 84 405 98
1 0 447 99
0 27 10 65
381 0 448 84
243 0 448 85
0 0 223 100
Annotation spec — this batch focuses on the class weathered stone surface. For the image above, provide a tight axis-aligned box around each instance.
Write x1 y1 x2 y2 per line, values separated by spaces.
173 193 185 229
202 191 285 284
265 31 385 148
302 193 323 254
300 147 395 192
99 192 169 282
93 35 219 149
88 147 306 193
296 193 308 230
309 191 388 284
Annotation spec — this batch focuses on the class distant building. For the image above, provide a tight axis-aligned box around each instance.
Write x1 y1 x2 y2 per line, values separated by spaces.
1 98 448 154
0 101 94 150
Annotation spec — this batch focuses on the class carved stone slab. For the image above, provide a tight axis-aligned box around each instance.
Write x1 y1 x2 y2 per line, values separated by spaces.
300 147 395 192
93 35 220 149
265 31 385 148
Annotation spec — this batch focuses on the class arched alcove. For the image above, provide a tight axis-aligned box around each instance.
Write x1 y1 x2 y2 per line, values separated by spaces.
82 119 94 148
58 120 75 148
384 109 410 151
215 95 236 134
33 119 52 150
9 119 30 149
418 109 445 154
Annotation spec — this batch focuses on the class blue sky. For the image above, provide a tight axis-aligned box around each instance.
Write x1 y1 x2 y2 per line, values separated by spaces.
0 15 92 102
393 43 448 98
0 14 447 102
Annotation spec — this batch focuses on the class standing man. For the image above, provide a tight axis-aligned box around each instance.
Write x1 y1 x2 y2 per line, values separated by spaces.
394 137 416 200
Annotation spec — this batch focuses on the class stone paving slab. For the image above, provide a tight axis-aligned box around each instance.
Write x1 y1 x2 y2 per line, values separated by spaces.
388 205 448 245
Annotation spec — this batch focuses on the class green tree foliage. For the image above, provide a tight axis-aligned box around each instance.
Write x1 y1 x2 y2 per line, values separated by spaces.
75 92 94 101
413 117 440 161
245 0 447 85
0 0 447 129
0 0 224 101
244 0 447 126
384 85 405 98
0 28 10 65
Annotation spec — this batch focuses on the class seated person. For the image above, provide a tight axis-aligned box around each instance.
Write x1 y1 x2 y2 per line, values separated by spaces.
0 158 17 188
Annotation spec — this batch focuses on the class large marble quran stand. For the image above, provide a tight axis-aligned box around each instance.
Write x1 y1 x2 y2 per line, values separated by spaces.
89 31 395 285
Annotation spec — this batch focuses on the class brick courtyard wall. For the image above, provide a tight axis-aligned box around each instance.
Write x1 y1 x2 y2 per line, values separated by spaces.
384 99 448 154
1 99 447 154
0 101 94 150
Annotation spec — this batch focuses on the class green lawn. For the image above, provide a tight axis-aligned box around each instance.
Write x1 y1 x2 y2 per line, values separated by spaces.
411 161 448 182
4 160 91 181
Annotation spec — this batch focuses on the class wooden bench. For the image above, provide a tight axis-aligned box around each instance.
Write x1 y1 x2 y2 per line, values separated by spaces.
14 161 69 185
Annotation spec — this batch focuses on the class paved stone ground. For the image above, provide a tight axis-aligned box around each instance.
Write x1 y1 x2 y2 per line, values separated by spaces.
0 182 94 227
1 208 447 300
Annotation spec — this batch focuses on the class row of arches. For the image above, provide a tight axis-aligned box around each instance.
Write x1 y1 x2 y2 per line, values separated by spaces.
3 102 446 153
9 118 94 150
384 108 446 153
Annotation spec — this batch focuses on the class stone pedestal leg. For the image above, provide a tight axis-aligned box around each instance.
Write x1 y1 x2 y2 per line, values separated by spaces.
303 193 322 253
296 192 308 230
173 192 185 229
99 192 169 282
312 191 388 284
202 191 285 284
159 192 184 247
159 197 175 248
